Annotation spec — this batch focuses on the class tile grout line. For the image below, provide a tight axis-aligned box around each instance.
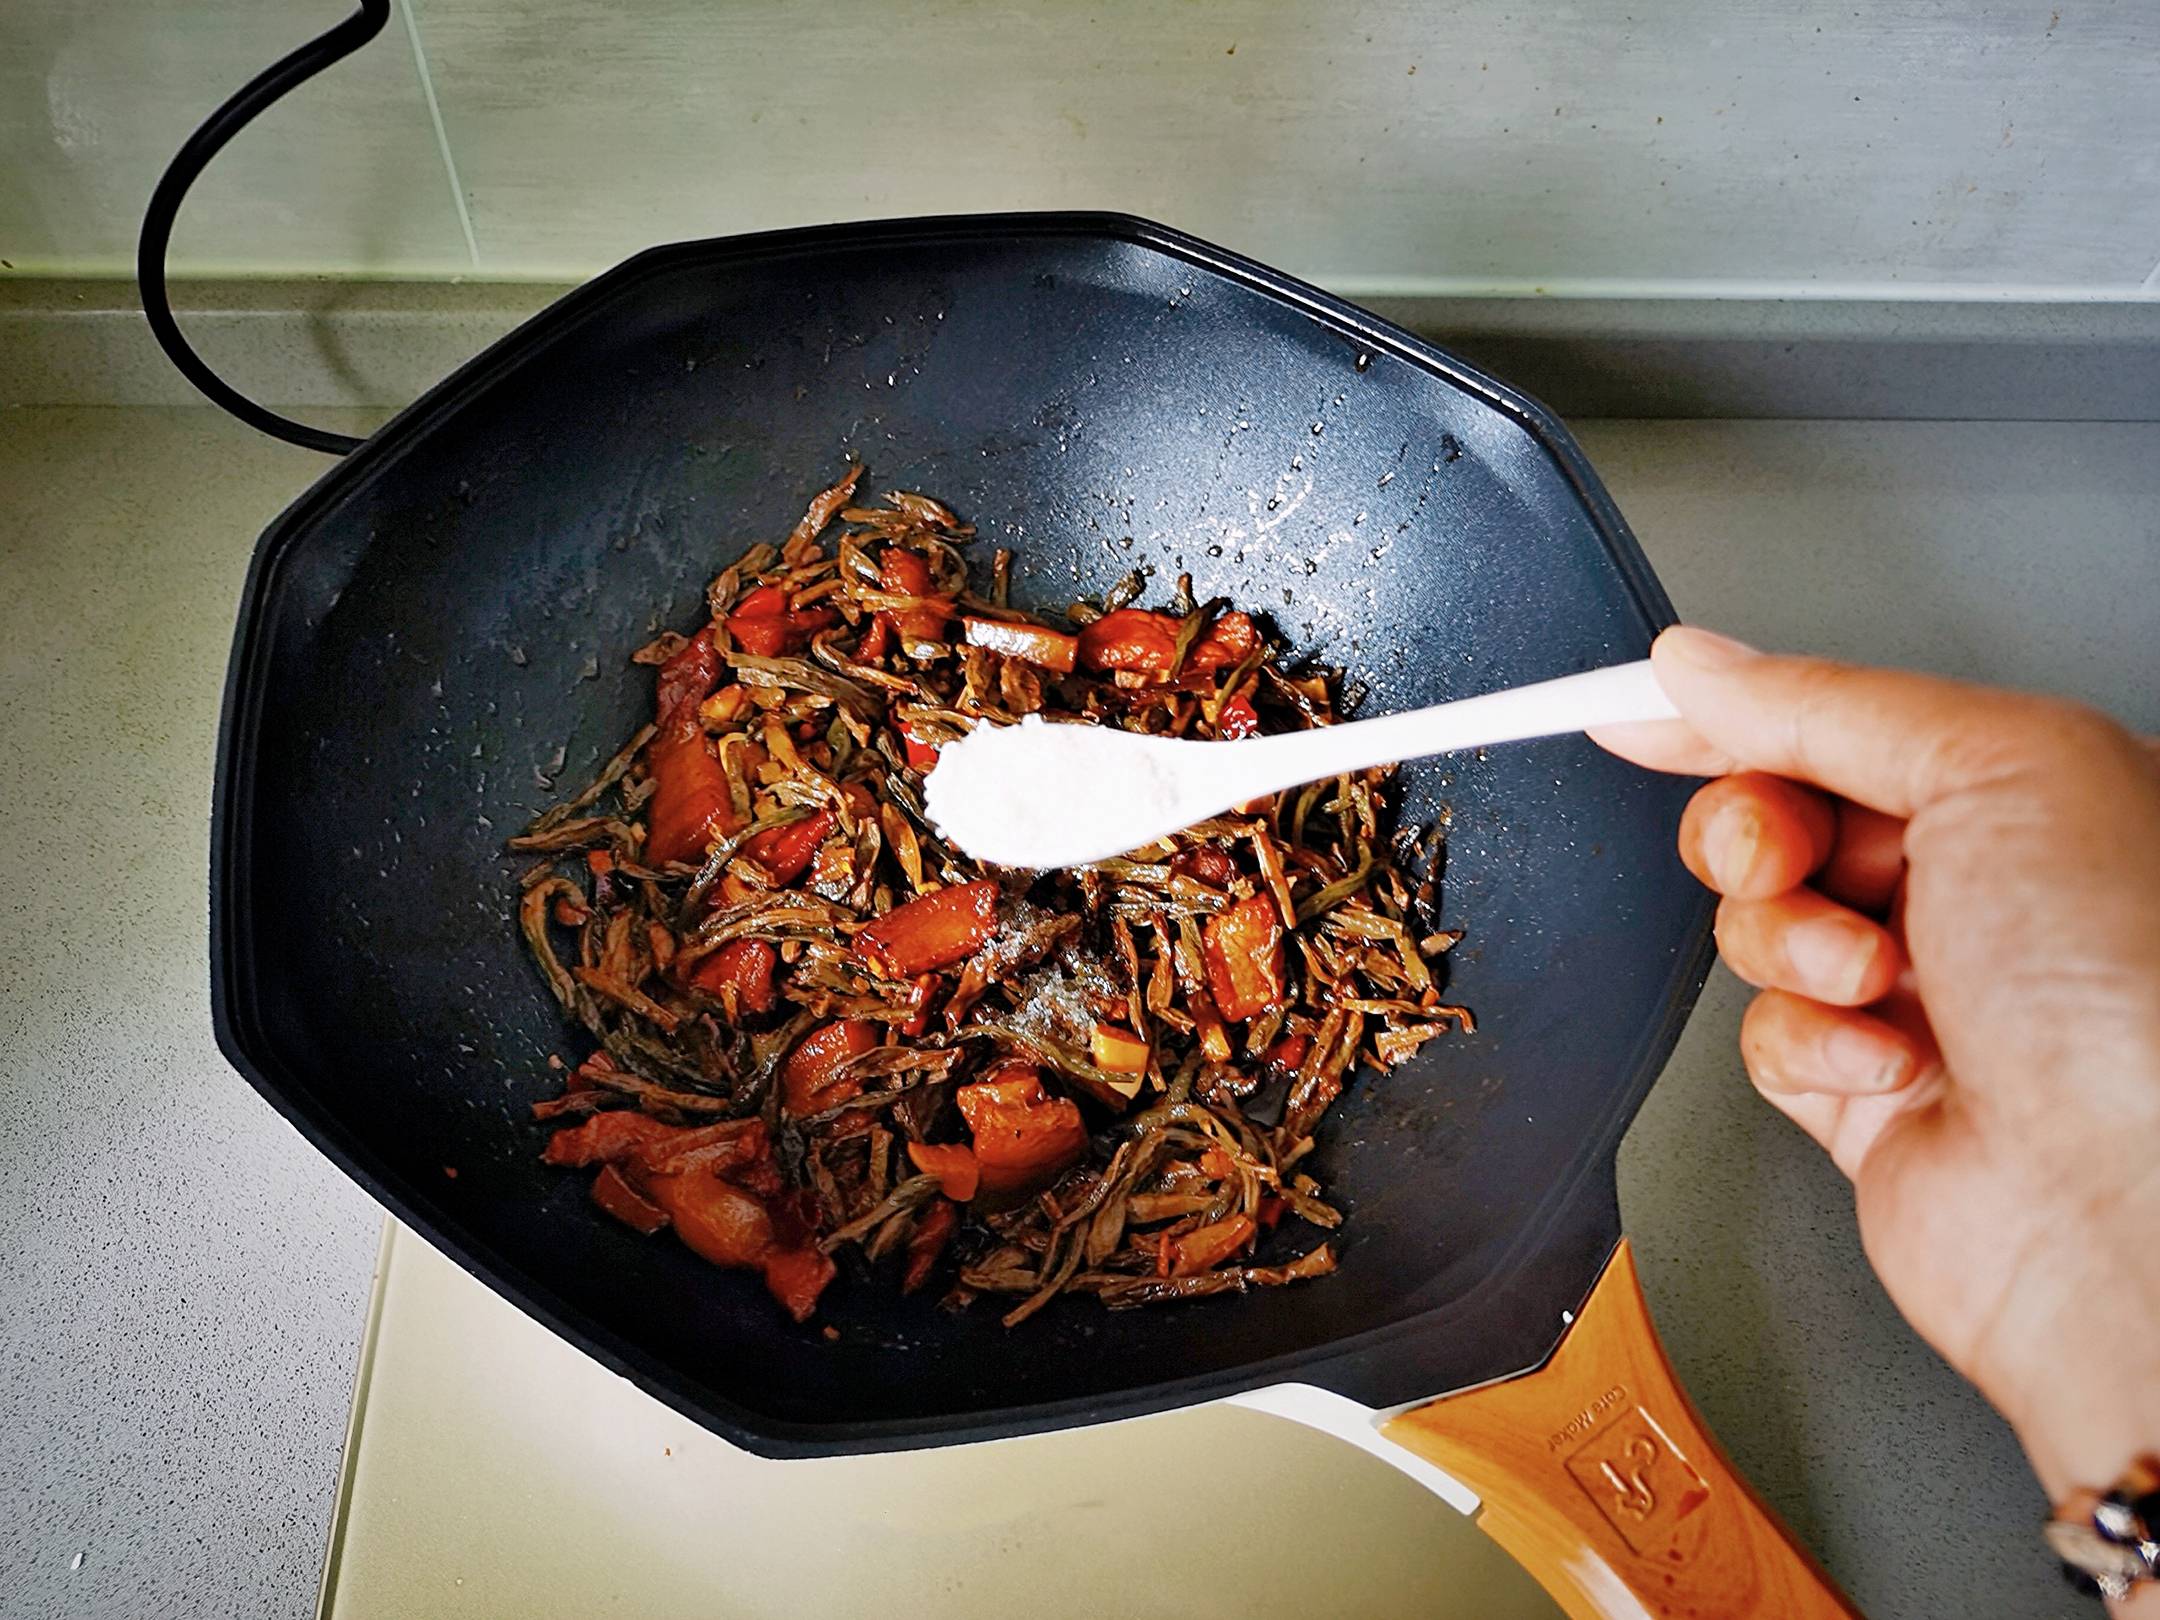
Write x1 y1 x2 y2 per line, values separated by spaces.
394 0 481 271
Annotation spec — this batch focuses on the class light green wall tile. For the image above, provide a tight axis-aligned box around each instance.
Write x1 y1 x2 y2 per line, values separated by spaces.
410 0 2160 293
5 1 2159 292
1 0 470 275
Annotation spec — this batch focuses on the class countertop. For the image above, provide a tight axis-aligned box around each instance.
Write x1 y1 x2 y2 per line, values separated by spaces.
3 404 2155 1620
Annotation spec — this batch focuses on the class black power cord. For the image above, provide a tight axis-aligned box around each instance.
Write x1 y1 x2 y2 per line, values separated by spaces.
136 0 394 456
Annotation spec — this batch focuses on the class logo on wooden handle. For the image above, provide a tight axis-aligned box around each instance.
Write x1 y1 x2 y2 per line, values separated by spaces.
1562 1402 1712 1555
1598 1432 1661 1522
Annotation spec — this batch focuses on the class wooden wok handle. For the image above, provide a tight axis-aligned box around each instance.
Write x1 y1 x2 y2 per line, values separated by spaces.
1379 1241 1862 1619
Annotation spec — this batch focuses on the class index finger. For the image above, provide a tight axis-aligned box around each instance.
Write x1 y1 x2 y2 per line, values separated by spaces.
1628 627 2128 819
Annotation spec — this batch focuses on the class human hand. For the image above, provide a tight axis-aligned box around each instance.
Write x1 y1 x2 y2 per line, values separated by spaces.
1592 627 2160 1549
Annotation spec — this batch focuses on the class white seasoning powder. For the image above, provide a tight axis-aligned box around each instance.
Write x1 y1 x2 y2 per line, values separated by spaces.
922 714 1188 869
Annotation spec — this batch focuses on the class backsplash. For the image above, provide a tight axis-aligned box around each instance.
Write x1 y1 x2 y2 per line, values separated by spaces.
5 0 2157 295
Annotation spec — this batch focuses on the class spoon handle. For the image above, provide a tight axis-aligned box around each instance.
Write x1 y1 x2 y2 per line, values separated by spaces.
1220 660 1678 799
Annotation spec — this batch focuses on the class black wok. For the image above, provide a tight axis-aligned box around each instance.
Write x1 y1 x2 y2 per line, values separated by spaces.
210 214 1851 1616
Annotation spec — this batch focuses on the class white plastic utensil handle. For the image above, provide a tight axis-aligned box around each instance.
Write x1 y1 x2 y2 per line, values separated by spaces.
1207 658 1679 807
1223 1383 1482 1516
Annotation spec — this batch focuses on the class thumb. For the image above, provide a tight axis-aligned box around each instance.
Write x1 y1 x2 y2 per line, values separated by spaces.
1643 626 2120 820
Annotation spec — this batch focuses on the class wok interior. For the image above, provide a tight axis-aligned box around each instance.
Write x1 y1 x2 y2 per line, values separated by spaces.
227 225 1701 1446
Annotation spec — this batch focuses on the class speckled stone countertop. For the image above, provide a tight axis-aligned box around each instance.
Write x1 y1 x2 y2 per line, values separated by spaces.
0 410 388 1619
2 402 2155 1620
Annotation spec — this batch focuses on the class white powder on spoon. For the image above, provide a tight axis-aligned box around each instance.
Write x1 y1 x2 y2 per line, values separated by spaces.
922 714 1190 869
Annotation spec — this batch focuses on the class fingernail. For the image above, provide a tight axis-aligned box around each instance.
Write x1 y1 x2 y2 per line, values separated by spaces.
1825 1019 1914 1092
1707 802 1763 892
1662 626 1759 671
1786 915 1879 1003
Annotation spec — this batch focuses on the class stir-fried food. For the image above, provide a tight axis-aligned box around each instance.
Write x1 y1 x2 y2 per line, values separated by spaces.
511 467 1470 1326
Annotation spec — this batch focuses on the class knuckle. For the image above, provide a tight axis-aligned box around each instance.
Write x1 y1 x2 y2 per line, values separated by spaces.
2030 700 2139 765
1937 694 2123 790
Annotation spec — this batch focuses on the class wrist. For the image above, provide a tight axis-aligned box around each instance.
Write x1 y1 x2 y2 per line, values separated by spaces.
1976 1226 2160 1502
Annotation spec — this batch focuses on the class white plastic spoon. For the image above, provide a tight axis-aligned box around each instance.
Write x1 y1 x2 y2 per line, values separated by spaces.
923 659 1678 869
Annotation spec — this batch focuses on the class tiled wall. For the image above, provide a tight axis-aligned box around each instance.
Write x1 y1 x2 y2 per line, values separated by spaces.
6 0 2158 295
